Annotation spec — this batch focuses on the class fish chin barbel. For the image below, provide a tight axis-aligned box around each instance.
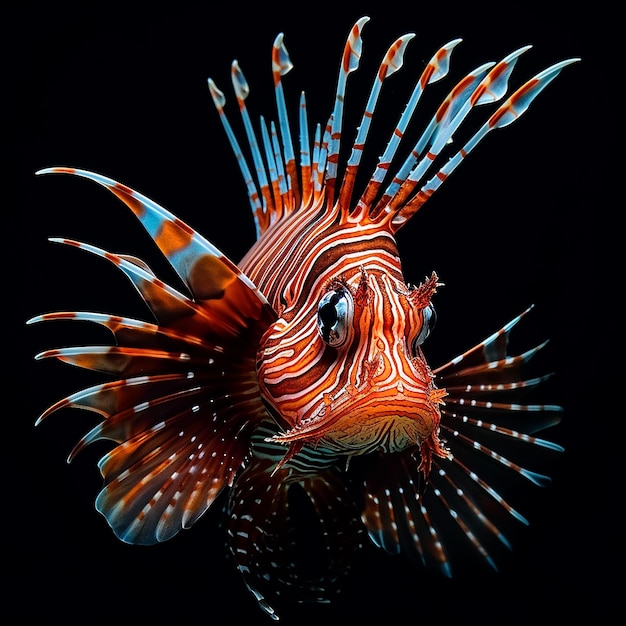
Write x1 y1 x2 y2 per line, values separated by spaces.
30 16 578 621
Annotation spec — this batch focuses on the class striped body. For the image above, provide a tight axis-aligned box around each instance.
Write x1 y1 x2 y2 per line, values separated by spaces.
244 201 445 462
30 16 577 621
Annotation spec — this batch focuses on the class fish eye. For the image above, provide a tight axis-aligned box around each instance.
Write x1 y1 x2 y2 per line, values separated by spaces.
411 303 437 353
317 288 353 347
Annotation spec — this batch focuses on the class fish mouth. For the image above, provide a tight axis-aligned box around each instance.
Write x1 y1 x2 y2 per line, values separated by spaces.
268 381 447 453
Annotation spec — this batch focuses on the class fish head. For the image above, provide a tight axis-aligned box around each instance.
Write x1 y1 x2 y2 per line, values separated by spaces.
257 251 448 469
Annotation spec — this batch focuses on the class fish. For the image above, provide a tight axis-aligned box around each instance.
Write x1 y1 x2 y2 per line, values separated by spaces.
29 16 578 620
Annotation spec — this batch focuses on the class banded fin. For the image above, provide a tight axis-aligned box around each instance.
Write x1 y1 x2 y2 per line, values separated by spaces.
27 311 225 356
34 344 199 376
208 76 266 236
358 307 563 575
206 14 578 254
227 421 365 619
323 16 370 206
31 372 206 424
358 451 454 575
391 57 580 228
94 383 266 544
36 167 276 335
337 32 416 211
45 237 240 338
354 37 462 218
32 170 276 546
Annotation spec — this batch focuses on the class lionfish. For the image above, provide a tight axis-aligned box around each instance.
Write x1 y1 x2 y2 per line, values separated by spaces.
30 16 577 620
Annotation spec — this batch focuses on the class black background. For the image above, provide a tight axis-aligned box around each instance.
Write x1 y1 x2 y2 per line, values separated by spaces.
6 1 615 623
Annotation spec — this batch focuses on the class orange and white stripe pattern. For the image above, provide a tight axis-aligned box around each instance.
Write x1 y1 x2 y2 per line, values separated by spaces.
30 16 577 620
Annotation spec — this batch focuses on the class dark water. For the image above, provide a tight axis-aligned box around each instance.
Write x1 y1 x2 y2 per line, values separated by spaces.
7 2 614 622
